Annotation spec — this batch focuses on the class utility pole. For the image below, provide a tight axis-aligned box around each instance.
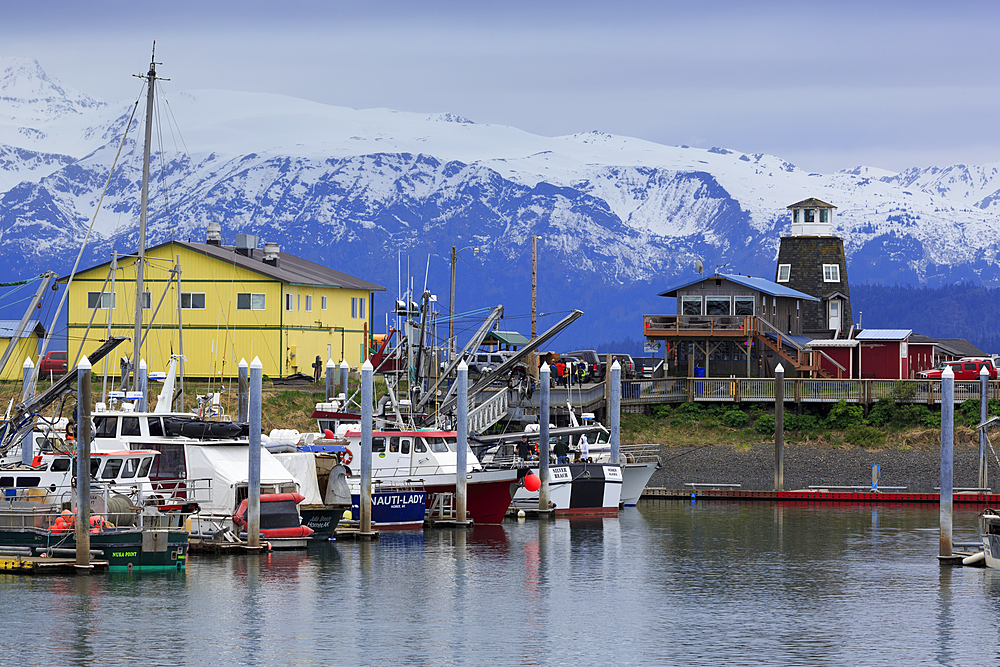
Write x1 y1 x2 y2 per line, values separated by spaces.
530 235 539 379
450 245 457 361
532 235 537 341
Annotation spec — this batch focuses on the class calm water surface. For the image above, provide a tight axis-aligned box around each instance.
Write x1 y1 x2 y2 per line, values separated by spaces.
2 501 999 666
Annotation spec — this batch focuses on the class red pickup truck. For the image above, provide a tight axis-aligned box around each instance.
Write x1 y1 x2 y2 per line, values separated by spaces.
38 351 68 375
916 359 996 381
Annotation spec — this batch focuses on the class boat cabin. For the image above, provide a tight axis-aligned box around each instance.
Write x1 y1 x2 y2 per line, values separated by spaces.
339 428 480 477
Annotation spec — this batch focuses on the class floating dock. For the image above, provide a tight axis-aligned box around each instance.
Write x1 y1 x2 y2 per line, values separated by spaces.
0 556 110 574
643 487 1000 504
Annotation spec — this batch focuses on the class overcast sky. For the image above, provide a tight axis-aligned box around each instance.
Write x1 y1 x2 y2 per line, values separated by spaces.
5 0 1000 174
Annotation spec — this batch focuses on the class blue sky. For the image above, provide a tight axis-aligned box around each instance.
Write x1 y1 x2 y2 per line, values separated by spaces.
4 0 1000 173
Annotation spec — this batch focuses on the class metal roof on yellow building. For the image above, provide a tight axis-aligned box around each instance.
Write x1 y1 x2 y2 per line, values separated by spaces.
61 240 386 292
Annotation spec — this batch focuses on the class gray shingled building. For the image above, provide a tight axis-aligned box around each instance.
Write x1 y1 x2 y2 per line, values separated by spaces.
774 198 853 338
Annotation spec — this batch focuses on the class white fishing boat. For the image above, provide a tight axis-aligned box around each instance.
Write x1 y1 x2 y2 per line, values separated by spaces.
982 508 1000 568
334 426 519 525
511 461 623 515
0 445 194 570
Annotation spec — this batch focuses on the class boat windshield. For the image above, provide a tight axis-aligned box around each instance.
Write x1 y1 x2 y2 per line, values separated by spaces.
425 438 449 453
101 458 124 479
94 416 118 438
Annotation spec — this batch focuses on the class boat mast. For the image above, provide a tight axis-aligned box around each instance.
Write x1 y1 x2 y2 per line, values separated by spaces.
133 43 159 389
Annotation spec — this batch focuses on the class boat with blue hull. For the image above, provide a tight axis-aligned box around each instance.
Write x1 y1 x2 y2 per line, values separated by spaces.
349 485 427 529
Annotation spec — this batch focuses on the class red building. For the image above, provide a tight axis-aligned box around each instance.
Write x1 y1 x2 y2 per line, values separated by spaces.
807 329 912 379
807 339 856 379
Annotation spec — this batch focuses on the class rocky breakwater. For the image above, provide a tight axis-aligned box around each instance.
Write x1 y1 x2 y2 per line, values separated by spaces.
649 441 990 493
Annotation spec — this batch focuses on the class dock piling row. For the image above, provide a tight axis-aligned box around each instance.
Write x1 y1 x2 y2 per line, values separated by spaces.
456 361 468 523
538 363 550 511
248 356 262 548
940 366 954 559
76 356 92 568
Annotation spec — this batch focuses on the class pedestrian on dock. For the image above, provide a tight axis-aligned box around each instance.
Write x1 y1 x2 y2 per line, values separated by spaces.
554 437 569 464
517 435 531 461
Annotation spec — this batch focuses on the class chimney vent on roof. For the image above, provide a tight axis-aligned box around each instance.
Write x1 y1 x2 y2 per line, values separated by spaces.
263 241 279 267
235 234 258 258
206 221 222 246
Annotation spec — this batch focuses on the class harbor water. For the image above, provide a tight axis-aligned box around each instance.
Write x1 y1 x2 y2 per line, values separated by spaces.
2 501 999 666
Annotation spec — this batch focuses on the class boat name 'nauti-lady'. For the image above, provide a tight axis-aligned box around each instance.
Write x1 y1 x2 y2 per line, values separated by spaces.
372 493 424 507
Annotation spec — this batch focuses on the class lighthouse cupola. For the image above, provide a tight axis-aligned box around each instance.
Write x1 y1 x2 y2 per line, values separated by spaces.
787 197 835 236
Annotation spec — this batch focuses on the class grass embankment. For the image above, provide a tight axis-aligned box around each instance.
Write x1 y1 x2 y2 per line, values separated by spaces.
0 378 340 435
621 399 991 452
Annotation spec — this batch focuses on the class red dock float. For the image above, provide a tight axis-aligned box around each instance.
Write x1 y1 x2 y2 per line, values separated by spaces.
642 487 1000 505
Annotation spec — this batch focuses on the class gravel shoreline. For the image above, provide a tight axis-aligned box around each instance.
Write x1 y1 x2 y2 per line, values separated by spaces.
647 442 990 492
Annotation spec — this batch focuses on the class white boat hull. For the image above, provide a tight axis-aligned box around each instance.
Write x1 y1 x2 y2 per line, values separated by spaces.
620 461 658 506
513 462 622 515
982 510 1000 568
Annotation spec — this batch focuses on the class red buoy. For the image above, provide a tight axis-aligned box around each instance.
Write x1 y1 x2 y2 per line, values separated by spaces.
524 472 541 492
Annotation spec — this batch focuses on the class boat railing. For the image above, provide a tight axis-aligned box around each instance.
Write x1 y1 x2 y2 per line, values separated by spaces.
372 464 477 477
146 477 213 507
373 479 425 493
0 488 189 532
619 443 661 464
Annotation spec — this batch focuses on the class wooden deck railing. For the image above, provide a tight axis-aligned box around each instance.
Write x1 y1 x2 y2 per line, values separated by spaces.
619 377 999 406
643 314 754 336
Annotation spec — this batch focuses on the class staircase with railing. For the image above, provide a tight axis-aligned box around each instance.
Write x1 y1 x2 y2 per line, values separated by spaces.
754 318 832 378
468 388 509 434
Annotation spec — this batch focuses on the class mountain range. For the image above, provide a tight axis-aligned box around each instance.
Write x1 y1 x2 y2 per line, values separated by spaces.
1 56 999 350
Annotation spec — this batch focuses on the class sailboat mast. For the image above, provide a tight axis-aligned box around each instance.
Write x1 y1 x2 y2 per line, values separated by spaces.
133 46 157 388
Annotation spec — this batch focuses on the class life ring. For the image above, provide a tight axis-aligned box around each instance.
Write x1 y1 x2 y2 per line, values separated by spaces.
341 449 353 466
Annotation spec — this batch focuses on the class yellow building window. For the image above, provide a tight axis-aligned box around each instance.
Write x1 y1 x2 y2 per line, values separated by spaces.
237 293 266 310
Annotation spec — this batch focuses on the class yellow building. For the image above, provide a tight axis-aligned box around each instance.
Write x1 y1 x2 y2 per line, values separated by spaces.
63 239 384 380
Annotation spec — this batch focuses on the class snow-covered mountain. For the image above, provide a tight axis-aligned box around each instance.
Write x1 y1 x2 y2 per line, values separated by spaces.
1 58 999 347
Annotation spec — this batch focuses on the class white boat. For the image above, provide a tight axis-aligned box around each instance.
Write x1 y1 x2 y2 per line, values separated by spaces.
335 426 519 525
0 446 194 571
74 365 313 548
512 461 623 515
982 508 1000 568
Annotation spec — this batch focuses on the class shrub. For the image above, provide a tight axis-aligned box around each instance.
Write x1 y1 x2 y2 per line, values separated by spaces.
674 402 703 415
826 399 865 430
844 424 885 448
889 381 918 401
867 398 897 428
721 410 749 429
652 405 672 419
784 413 819 432
754 414 776 435
958 399 983 428
895 404 936 428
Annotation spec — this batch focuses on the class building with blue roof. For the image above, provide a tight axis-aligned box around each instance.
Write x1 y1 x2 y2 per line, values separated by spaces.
645 271 826 378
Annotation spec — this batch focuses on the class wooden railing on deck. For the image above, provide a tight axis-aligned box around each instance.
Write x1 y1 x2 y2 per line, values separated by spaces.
619 377 998 406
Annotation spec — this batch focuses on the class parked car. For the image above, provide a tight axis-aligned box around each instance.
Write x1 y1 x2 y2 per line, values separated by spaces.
468 352 507 378
39 351 68 375
610 354 636 379
916 359 996 381
566 350 605 382
633 356 663 379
